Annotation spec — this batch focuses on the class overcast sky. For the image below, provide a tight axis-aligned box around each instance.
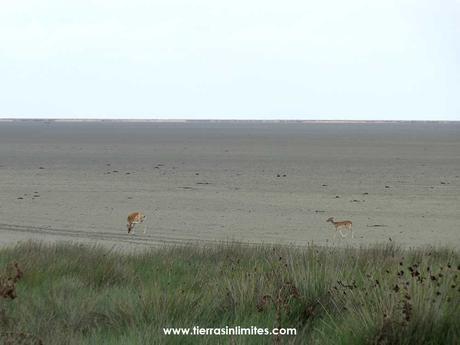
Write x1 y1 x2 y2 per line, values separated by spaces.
0 0 459 120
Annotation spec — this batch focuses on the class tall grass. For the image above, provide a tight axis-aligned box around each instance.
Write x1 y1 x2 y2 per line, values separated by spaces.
0 241 458 344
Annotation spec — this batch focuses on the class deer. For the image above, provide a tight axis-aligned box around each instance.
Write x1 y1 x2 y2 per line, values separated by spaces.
127 212 146 234
326 217 353 239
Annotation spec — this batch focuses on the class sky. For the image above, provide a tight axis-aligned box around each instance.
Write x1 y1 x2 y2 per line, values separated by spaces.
0 0 459 120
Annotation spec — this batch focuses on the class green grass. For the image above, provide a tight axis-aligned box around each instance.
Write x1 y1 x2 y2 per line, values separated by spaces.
0 241 459 344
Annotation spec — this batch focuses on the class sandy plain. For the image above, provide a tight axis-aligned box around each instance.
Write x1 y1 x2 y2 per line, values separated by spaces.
0 121 459 250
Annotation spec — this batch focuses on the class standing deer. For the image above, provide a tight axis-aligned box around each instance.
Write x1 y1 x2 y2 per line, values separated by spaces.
127 212 146 234
326 217 353 239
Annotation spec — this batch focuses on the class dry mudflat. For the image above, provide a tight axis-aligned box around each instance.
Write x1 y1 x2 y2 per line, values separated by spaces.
0 121 459 250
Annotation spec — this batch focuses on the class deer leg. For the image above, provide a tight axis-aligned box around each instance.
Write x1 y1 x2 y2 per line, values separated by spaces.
340 230 346 238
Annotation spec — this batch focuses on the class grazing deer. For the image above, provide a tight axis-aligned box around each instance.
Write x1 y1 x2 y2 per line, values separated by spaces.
326 217 353 239
127 212 146 234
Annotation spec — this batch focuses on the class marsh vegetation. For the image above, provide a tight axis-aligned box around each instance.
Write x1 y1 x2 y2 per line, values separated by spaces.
0 242 458 344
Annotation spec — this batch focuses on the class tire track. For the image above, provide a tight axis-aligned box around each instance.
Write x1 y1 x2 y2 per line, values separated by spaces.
0 223 308 248
0 223 222 247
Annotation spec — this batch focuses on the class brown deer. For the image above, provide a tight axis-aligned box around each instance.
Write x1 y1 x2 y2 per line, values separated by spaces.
326 217 353 239
127 212 146 234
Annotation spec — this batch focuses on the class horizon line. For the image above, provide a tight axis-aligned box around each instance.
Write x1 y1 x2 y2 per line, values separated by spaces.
0 118 458 123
